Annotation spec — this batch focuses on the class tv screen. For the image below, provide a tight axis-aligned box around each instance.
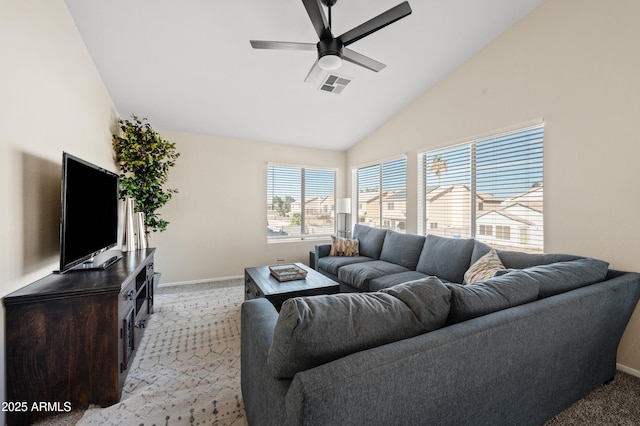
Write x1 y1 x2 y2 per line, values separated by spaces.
59 152 119 273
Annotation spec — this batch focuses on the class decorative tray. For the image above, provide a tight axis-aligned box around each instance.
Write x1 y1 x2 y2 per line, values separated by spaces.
269 264 308 282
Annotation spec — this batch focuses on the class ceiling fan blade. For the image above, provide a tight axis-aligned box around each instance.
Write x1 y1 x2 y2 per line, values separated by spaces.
250 40 316 51
342 48 386 72
302 0 332 40
304 59 323 83
338 1 412 47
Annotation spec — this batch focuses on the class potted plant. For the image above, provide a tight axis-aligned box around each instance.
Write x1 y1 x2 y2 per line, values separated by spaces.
112 114 180 247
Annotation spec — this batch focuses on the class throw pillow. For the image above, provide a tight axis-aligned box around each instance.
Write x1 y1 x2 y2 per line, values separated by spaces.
464 249 506 284
329 235 359 257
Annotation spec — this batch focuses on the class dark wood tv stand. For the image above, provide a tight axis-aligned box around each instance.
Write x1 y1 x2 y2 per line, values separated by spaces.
3 248 155 426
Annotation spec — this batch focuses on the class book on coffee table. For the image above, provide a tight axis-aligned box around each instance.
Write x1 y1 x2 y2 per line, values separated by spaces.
269 264 308 282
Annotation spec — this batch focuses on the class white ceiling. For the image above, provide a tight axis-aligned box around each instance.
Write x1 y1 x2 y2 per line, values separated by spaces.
64 0 545 151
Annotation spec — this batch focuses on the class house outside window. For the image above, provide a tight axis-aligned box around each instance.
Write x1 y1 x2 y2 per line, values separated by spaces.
267 164 336 241
353 157 407 233
418 124 544 252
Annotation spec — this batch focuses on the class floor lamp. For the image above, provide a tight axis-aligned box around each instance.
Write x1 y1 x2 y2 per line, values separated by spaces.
337 198 351 238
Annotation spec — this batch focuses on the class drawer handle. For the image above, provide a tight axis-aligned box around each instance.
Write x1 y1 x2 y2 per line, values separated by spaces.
135 319 146 329
126 290 135 300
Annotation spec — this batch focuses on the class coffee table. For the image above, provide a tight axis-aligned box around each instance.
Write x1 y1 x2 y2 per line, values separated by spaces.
244 263 339 311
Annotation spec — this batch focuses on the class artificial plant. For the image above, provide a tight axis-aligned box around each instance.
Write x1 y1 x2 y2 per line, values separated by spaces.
112 115 180 243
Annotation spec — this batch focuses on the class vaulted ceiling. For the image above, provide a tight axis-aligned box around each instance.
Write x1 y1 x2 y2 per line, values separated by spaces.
65 0 545 151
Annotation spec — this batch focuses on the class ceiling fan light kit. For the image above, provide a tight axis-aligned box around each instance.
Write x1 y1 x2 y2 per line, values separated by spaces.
250 0 412 82
317 38 343 70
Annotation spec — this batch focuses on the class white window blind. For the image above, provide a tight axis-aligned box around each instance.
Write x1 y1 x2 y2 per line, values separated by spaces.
420 125 544 252
267 165 336 241
355 157 407 232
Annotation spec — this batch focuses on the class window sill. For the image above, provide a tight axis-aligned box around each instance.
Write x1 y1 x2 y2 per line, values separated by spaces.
267 236 332 244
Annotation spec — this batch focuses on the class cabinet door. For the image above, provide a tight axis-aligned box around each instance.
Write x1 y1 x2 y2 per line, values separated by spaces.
5 294 119 425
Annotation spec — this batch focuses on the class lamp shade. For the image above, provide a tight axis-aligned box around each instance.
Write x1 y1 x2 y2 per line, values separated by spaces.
337 198 351 214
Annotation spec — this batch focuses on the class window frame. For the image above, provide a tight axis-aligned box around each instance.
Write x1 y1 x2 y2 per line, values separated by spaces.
352 156 407 233
267 163 337 242
418 124 544 252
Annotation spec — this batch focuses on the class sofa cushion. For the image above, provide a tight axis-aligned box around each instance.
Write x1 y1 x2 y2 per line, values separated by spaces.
317 256 373 276
446 271 540 323
329 235 359 257
368 271 430 291
380 277 451 330
353 224 388 259
471 240 581 269
338 260 409 291
267 279 451 379
464 249 506 284
416 235 475 283
379 230 426 270
499 258 610 299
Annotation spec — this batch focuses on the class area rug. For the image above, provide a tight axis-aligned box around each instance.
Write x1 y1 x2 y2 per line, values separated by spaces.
78 280 248 426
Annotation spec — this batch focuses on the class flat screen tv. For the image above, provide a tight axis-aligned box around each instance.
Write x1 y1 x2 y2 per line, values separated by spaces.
59 152 120 273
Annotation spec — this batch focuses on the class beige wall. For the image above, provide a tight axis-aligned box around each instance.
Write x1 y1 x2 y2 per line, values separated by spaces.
149 130 346 284
347 0 640 372
0 0 119 419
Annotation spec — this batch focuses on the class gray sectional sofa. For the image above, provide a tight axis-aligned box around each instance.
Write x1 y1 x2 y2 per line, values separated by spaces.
241 224 640 425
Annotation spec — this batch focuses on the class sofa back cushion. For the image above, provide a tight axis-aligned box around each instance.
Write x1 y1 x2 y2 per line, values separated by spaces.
499 257 610 298
379 230 426 270
416 235 475 283
446 272 540 323
353 224 388 259
380 277 451 330
471 240 581 269
267 278 451 379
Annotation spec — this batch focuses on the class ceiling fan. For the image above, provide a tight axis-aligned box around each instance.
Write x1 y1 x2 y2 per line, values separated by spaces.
250 0 412 82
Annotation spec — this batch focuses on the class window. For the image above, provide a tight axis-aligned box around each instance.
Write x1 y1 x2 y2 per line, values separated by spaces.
267 164 336 241
419 125 543 252
496 225 511 240
479 224 493 236
353 157 407 232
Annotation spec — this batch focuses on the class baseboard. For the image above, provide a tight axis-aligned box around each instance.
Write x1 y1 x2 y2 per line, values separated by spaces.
617 363 640 378
159 275 243 288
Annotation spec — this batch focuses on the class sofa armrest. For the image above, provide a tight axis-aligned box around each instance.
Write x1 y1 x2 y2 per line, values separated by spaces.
315 243 332 262
241 299 291 426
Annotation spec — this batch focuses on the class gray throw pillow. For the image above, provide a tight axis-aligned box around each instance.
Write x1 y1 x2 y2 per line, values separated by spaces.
446 272 540 324
267 278 451 379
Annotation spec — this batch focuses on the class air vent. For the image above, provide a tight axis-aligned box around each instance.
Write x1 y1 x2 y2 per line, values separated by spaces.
319 74 351 94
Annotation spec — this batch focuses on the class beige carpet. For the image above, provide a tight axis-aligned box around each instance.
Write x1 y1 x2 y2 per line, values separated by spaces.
34 280 640 425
